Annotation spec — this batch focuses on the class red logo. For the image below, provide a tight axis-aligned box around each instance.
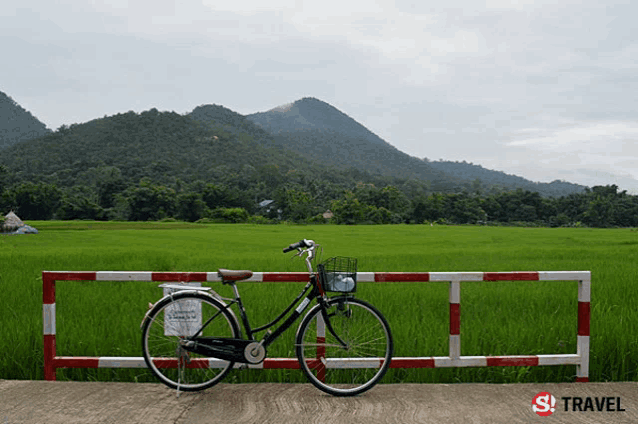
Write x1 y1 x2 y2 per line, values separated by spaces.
532 392 556 416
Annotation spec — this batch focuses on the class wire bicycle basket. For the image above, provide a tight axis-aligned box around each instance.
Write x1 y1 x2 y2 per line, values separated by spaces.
317 257 357 293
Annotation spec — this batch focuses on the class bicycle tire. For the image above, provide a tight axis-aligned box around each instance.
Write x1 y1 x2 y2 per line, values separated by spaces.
141 291 240 391
295 297 393 396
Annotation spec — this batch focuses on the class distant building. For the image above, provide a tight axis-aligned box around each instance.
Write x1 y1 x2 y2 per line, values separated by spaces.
322 210 333 219
259 199 275 208
258 200 281 220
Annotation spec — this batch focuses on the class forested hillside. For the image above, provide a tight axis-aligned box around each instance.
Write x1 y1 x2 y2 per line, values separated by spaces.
426 159 585 196
0 91 50 149
1 100 635 228
247 98 585 197
188 104 284 151
247 98 463 192
0 108 433 221
0 108 313 187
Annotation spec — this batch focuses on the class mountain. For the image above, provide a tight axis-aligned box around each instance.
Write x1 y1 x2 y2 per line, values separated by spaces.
247 97 465 192
0 106 411 209
0 96 587 200
248 97 388 145
0 91 50 149
188 104 283 150
0 108 321 188
426 159 586 195
1 106 449 220
247 97 586 196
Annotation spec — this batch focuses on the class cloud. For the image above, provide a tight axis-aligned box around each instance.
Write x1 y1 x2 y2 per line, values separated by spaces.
3 0 638 193
497 121 638 192
507 121 638 153
2 1 387 128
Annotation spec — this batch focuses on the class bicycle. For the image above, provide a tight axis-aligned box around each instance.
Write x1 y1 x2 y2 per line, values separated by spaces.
140 239 393 396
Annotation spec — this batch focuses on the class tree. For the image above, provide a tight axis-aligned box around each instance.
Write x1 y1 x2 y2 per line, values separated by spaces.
612 195 638 227
202 183 227 209
275 187 314 221
351 184 411 222
583 197 613 227
377 186 411 219
549 213 571 227
91 166 126 209
447 193 485 224
57 186 104 220
364 205 395 224
331 192 365 225
176 192 207 222
479 196 501 223
11 182 62 220
202 183 253 212
0 165 8 194
124 183 177 221
0 165 10 212
421 193 446 222
556 193 588 223
209 207 249 223
582 185 619 227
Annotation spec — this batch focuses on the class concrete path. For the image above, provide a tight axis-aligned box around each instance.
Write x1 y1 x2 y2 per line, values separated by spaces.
1 380 636 424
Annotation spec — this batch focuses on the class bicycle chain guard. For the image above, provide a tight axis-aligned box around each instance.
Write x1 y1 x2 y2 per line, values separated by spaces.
181 337 267 364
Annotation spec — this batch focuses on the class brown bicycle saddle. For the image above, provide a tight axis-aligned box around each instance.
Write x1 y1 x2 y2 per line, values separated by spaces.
217 269 253 282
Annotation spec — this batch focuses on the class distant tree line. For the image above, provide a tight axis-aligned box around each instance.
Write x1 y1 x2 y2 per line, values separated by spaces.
1 163 635 227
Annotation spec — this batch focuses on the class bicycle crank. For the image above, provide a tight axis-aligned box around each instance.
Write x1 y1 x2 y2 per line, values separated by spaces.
244 342 266 364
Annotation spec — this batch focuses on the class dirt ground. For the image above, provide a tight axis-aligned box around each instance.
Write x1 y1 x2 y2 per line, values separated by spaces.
1 380 636 424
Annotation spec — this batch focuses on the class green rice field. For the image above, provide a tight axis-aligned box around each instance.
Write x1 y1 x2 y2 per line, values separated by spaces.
1 221 636 384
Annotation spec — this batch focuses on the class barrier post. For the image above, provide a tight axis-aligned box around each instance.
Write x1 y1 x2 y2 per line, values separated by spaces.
449 281 461 360
576 276 591 382
42 273 56 381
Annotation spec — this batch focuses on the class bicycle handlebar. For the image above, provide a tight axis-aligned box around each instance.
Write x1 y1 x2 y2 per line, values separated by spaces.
283 239 317 274
283 239 313 253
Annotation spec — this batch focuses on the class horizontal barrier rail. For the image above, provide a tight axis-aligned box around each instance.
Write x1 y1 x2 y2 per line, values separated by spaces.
43 271 590 382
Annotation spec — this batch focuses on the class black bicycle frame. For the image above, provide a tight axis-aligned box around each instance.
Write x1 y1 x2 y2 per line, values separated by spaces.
193 275 320 347
239 278 316 347
183 273 350 365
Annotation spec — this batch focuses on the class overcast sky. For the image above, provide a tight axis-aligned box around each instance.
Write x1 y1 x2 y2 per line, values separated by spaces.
2 0 637 193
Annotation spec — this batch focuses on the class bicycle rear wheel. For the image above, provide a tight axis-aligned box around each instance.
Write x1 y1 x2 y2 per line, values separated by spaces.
141 291 240 391
296 297 393 396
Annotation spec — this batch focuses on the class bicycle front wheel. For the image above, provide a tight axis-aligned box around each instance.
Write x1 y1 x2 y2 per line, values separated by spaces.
141 291 240 391
296 297 393 396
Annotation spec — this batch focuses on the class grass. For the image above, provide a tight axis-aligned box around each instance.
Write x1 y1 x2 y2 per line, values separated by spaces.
1 222 636 384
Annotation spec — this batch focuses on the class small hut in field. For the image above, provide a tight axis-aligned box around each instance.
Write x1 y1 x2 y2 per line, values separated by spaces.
2 211 38 234
3 211 24 228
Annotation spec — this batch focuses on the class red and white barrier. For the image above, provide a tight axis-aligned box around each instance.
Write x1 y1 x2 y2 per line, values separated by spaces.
42 270 590 382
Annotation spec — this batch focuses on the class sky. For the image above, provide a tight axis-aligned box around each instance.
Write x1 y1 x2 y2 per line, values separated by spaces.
2 0 637 193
